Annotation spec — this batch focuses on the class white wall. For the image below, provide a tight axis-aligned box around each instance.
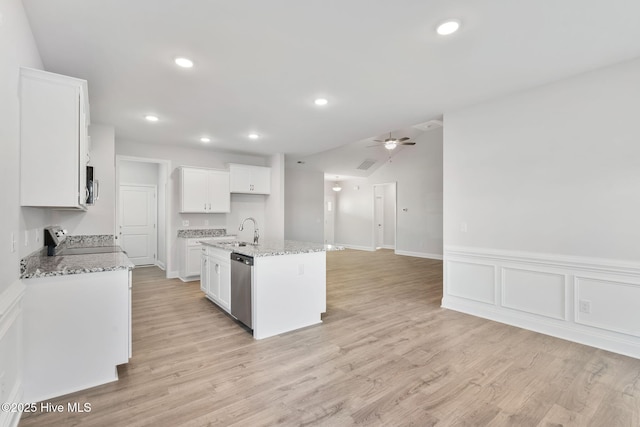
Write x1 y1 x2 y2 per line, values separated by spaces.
0 0 43 423
443 57 640 358
284 168 324 243
119 160 158 185
334 178 373 250
115 139 275 276
334 129 443 258
51 124 116 235
1 0 45 290
264 153 285 241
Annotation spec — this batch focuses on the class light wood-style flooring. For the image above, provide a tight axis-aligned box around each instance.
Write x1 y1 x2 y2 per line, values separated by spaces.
20 249 640 426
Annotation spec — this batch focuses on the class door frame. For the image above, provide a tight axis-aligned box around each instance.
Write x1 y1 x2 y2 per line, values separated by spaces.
324 193 336 245
372 182 397 251
118 183 157 266
116 155 171 274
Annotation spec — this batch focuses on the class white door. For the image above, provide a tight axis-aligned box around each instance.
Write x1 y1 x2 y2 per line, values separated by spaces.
375 194 384 249
324 194 335 244
119 185 157 266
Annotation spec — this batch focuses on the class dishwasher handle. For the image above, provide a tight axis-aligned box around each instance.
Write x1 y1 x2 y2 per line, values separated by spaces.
231 253 254 266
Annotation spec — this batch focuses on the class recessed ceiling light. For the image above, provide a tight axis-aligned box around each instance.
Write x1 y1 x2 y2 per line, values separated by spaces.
145 115 159 122
436 19 460 36
200 137 211 143
248 133 260 140
314 98 328 106
174 57 194 68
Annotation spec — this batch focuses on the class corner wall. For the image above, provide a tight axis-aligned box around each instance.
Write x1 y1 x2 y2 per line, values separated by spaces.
284 167 324 243
443 57 640 358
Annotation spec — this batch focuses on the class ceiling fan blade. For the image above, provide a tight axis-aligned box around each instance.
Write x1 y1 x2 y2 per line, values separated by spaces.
366 144 381 147
399 142 416 145
398 137 410 142
373 139 383 142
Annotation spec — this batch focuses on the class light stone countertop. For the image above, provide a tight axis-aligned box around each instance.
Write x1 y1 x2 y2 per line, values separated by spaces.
199 239 344 257
21 246 134 279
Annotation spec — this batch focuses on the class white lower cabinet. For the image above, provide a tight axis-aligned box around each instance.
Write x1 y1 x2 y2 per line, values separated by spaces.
200 246 231 312
22 270 130 402
179 238 203 281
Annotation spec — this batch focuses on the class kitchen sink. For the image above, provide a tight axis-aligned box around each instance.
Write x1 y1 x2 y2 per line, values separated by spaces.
221 241 257 247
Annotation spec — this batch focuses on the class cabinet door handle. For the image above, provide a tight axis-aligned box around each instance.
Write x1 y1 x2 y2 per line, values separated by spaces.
204 203 207 211
215 264 220 273
208 203 211 210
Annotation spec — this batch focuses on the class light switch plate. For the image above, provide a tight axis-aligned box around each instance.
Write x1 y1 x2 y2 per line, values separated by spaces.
182 220 189 227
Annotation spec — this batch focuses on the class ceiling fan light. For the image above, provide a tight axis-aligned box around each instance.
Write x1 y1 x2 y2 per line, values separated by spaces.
384 141 397 150
332 182 342 192
437 19 460 36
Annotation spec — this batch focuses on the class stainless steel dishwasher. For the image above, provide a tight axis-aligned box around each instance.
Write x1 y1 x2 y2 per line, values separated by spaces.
230 252 253 329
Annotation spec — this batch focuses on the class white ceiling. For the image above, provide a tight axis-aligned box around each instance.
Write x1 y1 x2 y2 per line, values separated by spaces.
22 1 640 176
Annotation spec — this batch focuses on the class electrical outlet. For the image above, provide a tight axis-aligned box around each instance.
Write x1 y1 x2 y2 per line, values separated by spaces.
579 300 591 314
10 232 16 253
204 220 209 226
35 228 41 244
182 220 189 227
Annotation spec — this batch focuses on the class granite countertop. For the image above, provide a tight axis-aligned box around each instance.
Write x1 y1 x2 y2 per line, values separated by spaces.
177 228 228 238
21 238 134 279
200 239 344 257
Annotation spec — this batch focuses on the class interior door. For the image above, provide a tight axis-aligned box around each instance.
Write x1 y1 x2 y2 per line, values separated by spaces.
119 185 157 266
375 194 384 249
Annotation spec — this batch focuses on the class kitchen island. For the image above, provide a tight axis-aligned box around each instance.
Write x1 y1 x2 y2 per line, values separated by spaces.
20 239 134 402
199 239 342 339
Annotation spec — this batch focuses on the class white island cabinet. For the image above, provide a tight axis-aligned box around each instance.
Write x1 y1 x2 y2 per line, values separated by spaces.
201 246 231 312
200 240 336 340
252 251 326 340
20 67 90 209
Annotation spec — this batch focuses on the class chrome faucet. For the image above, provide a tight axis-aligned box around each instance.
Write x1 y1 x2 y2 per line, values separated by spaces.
239 217 259 245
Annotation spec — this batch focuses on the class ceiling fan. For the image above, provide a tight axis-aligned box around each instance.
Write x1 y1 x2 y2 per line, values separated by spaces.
368 133 416 150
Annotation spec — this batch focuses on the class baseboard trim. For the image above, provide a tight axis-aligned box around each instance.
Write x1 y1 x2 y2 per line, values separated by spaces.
167 271 179 279
395 250 443 260
336 244 375 252
156 261 166 271
442 295 640 359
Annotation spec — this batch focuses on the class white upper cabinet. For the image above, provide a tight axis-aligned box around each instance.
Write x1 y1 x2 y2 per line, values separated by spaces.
179 167 230 213
228 163 271 194
20 67 90 209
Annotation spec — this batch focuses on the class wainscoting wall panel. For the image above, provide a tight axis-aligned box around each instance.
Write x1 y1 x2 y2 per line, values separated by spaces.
446 260 496 304
0 281 26 427
443 246 640 359
502 267 566 320
575 276 640 337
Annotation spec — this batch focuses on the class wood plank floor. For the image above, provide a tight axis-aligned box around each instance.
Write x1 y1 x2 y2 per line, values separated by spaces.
20 249 640 426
